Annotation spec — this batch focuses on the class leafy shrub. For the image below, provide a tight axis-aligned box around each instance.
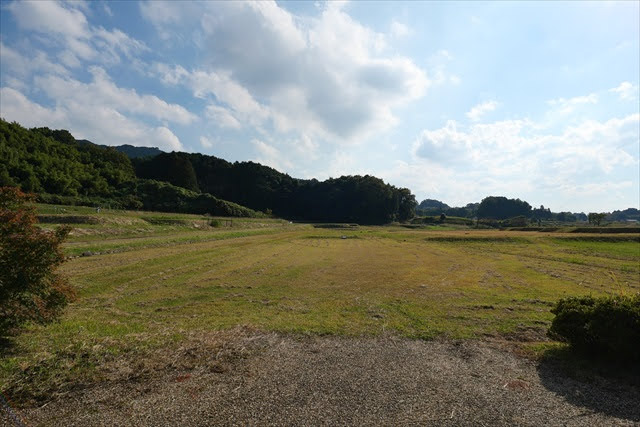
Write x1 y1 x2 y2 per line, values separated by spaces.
548 294 640 362
210 219 222 228
0 187 74 336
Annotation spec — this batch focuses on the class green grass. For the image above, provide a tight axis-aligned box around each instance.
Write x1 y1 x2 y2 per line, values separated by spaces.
2 206 639 403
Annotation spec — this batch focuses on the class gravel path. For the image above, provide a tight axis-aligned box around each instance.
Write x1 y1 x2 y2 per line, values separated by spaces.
3 333 639 426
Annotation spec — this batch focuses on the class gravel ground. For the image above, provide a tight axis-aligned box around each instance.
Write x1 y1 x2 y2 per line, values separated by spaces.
3 333 639 426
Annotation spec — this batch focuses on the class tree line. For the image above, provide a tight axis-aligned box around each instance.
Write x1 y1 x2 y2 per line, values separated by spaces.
0 119 417 224
416 196 638 224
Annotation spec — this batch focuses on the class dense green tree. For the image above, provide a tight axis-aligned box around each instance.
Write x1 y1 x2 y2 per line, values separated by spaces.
134 152 199 192
1 118 419 224
588 212 607 226
477 196 532 220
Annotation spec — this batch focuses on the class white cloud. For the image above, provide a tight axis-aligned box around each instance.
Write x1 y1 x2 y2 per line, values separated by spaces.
0 42 69 77
7 0 89 39
144 1 429 142
0 87 66 125
204 105 242 129
427 49 459 86
547 93 598 114
410 105 639 209
33 67 197 125
390 20 411 38
199 136 214 149
251 139 293 171
103 3 113 17
609 81 639 100
465 100 499 122
6 0 147 68
0 83 186 152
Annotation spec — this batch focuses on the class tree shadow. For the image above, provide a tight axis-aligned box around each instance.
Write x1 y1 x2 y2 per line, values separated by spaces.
536 346 640 423
0 336 20 358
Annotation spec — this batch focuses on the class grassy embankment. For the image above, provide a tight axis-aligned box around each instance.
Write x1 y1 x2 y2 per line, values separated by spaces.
1 205 638 403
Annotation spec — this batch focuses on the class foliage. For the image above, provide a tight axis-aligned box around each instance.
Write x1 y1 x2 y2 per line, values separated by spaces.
135 180 260 217
548 294 640 362
134 152 199 192
142 154 417 224
501 215 529 227
588 212 607 226
3 119 417 224
1 120 136 197
0 187 74 335
608 208 640 222
477 196 532 220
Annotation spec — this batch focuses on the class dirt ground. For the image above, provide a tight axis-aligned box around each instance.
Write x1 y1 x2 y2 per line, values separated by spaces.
3 332 639 426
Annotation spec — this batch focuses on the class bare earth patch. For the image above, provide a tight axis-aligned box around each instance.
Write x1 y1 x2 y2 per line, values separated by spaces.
4 332 638 426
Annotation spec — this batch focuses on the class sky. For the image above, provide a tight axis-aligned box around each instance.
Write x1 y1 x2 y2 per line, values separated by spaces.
1 1 638 213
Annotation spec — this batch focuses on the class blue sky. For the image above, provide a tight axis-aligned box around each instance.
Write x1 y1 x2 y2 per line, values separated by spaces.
1 1 638 212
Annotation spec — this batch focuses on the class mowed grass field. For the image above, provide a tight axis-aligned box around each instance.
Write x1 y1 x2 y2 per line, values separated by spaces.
2 206 639 403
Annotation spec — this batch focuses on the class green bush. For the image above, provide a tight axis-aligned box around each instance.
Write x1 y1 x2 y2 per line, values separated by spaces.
0 187 74 336
548 294 640 362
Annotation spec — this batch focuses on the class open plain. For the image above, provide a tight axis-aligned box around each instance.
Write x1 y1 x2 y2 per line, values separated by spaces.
2 208 639 425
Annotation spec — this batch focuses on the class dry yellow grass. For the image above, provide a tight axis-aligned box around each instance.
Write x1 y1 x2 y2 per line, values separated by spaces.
2 223 638 403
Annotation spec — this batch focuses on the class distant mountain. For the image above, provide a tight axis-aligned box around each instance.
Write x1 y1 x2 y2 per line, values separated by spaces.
77 140 164 159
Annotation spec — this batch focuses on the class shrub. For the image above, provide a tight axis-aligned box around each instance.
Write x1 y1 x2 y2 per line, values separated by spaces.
0 187 74 336
548 294 640 362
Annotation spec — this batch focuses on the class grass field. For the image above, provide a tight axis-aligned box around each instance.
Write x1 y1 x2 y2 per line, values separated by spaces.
2 206 639 403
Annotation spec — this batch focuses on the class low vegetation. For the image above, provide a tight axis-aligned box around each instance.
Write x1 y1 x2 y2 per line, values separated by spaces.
548 294 640 362
0 205 638 404
0 189 73 336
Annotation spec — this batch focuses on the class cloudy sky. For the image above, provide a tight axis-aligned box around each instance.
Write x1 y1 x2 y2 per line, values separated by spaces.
1 1 638 212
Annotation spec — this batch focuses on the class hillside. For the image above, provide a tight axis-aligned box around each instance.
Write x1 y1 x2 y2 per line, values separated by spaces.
0 120 260 218
0 119 417 223
77 140 164 159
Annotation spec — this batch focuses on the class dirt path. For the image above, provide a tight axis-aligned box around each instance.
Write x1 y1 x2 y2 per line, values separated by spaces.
4 334 639 426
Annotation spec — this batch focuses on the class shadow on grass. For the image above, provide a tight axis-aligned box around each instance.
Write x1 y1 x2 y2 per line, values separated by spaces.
536 345 640 423
0 336 18 357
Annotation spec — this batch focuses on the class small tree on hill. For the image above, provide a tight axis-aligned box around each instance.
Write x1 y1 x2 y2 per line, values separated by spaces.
0 187 74 336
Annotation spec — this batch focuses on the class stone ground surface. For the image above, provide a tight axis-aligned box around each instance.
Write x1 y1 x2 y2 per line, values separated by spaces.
3 333 639 426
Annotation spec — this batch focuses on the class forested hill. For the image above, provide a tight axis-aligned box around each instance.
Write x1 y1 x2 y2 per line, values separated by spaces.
76 140 164 159
133 152 417 224
0 119 417 224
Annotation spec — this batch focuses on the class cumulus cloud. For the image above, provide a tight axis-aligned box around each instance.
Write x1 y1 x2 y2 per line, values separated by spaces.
414 114 637 174
6 0 147 68
609 81 639 100
409 102 639 209
144 1 429 142
251 139 293 171
465 100 499 122
32 67 197 125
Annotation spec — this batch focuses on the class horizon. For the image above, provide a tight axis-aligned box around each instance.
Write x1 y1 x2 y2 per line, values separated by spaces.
1 1 639 213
